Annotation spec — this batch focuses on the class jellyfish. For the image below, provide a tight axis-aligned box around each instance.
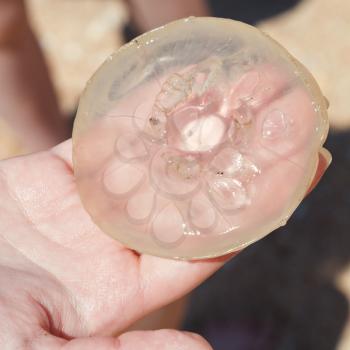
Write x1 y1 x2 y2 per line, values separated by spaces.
72 17 329 259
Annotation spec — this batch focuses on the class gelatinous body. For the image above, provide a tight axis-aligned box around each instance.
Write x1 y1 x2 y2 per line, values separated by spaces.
73 17 329 259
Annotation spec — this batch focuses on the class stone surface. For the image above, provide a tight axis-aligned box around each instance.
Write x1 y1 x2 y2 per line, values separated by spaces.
27 0 127 114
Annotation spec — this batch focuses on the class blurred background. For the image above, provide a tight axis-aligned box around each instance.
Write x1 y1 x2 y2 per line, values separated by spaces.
0 0 349 349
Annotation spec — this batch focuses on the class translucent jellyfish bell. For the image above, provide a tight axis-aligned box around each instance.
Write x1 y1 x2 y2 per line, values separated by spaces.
73 17 329 259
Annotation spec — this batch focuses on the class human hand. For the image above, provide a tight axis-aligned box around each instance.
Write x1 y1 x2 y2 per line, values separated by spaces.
0 140 329 349
0 140 232 349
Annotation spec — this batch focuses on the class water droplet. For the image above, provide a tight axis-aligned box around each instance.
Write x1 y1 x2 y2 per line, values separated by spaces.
311 101 321 113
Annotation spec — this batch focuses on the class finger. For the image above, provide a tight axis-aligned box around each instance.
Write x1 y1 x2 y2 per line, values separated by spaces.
51 139 73 168
307 147 332 195
32 329 212 350
137 252 235 314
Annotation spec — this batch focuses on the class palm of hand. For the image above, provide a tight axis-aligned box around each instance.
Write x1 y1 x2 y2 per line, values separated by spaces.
0 141 226 349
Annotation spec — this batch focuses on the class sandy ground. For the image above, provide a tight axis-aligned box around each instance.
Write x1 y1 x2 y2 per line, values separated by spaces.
25 0 350 129
27 0 128 114
1 0 350 348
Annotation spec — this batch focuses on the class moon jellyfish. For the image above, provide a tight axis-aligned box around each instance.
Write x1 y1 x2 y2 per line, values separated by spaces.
72 17 329 259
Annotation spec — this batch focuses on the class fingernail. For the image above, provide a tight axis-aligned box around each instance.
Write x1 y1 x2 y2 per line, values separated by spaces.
319 147 332 169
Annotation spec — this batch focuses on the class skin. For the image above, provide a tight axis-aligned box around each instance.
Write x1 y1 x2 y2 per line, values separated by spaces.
0 139 329 349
